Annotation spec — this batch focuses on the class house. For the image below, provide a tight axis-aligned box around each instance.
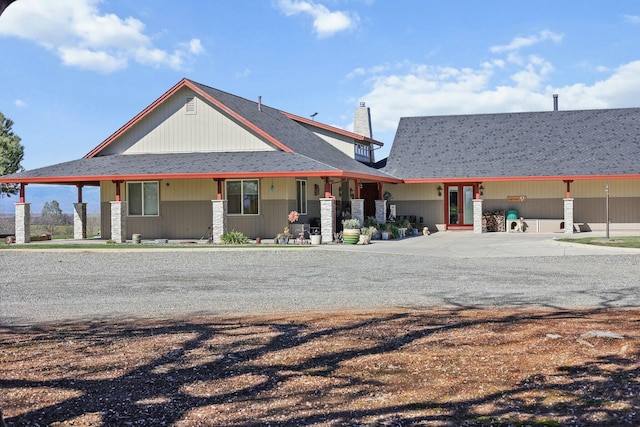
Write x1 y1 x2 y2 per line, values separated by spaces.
1 78 401 243
379 107 640 233
3 79 640 244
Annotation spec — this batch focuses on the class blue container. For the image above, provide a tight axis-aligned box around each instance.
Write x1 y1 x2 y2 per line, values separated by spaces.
506 210 519 220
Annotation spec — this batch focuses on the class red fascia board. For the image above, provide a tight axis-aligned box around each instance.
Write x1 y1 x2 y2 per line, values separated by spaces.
85 79 293 158
403 174 640 183
282 112 384 146
0 171 402 184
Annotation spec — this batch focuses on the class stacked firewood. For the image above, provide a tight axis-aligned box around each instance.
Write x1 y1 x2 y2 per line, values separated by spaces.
482 210 505 232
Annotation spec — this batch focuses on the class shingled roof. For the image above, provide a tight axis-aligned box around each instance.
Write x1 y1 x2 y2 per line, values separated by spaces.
1 79 399 185
383 108 640 181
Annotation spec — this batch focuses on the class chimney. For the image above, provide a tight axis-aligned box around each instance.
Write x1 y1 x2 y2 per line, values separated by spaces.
553 94 558 111
354 102 372 138
258 96 262 112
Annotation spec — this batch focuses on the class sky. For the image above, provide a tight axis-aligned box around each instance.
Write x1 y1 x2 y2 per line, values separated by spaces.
1 0 640 213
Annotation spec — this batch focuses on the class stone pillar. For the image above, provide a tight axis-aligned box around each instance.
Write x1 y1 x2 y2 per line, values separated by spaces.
14 203 30 244
211 199 227 244
351 199 364 227
73 203 87 240
110 201 127 243
473 199 484 234
375 199 387 225
320 198 335 244
564 198 574 234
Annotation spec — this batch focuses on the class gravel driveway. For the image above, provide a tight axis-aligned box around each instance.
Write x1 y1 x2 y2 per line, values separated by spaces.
2 240 639 324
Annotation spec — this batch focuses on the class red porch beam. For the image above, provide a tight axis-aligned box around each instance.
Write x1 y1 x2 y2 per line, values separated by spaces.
113 180 121 201
324 177 332 198
19 183 26 203
215 178 225 200
563 180 573 198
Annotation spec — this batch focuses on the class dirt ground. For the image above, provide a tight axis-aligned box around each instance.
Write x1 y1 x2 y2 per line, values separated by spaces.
1 308 638 426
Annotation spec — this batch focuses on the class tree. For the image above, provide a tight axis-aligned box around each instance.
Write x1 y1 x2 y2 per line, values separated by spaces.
0 112 25 197
41 200 65 235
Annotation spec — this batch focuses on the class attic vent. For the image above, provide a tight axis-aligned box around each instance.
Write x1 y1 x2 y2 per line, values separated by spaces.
185 97 196 114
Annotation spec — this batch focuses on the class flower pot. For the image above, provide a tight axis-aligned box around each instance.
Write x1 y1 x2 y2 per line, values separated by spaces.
381 231 389 240
278 237 289 244
358 235 370 244
310 234 322 245
342 228 360 244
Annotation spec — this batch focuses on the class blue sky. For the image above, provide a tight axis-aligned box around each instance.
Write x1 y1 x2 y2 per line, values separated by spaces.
1 0 640 213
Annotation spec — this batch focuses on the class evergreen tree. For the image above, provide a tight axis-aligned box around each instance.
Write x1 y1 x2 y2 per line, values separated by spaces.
0 112 25 197
41 200 65 235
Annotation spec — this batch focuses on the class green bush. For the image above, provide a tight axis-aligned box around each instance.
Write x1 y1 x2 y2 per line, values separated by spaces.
220 230 250 245
363 216 378 227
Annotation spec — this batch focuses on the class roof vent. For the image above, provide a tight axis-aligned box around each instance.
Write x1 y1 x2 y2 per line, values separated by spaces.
258 96 262 112
553 94 558 111
185 97 196 114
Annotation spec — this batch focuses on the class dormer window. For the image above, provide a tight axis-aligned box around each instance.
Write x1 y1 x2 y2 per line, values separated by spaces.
354 143 371 163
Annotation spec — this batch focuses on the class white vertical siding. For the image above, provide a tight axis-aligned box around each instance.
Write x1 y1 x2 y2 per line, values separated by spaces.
100 87 276 155
297 123 356 159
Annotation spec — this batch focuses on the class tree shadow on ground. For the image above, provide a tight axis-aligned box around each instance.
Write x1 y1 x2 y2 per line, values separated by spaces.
1 308 639 426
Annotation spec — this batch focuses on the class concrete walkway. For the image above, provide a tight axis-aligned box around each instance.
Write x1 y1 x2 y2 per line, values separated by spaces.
322 230 640 258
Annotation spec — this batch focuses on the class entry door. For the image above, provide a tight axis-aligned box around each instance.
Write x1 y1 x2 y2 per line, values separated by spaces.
447 184 475 228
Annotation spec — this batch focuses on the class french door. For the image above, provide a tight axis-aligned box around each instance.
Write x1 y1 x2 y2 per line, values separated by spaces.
445 184 476 229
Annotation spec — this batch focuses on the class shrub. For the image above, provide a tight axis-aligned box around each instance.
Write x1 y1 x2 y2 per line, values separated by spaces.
220 230 250 245
363 216 378 227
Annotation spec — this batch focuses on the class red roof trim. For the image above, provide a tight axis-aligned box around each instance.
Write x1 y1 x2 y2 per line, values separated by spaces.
282 112 384 146
1 171 402 185
403 174 640 183
85 78 293 158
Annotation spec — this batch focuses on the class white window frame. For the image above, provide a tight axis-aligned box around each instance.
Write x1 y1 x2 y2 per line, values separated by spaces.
226 179 260 215
127 181 159 217
296 179 307 215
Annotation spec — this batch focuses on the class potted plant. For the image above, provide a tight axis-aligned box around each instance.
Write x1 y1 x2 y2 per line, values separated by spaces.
341 218 361 244
276 210 299 244
359 226 376 244
310 229 322 245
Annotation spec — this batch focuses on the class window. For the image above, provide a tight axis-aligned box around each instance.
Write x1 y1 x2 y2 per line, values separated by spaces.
296 179 307 214
127 182 159 216
227 179 259 215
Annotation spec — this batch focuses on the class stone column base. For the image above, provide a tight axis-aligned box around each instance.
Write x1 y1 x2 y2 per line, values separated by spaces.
211 199 228 244
110 201 127 243
351 199 364 227
74 203 87 239
15 203 31 244
320 198 335 244
564 198 574 234
473 199 483 234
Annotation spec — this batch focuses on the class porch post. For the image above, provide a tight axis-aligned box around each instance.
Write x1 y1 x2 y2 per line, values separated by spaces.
351 198 364 227
564 198 575 234
320 197 335 244
110 201 127 243
374 199 386 225
211 199 227 244
73 203 87 239
14 202 30 244
473 198 483 234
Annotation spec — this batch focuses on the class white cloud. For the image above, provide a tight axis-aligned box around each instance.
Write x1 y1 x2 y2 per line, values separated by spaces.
14 99 27 108
351 34 640 138
490 29 563 53
0 0 203 73
277 0 358 38
623 14 640 24
235 68 252 79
